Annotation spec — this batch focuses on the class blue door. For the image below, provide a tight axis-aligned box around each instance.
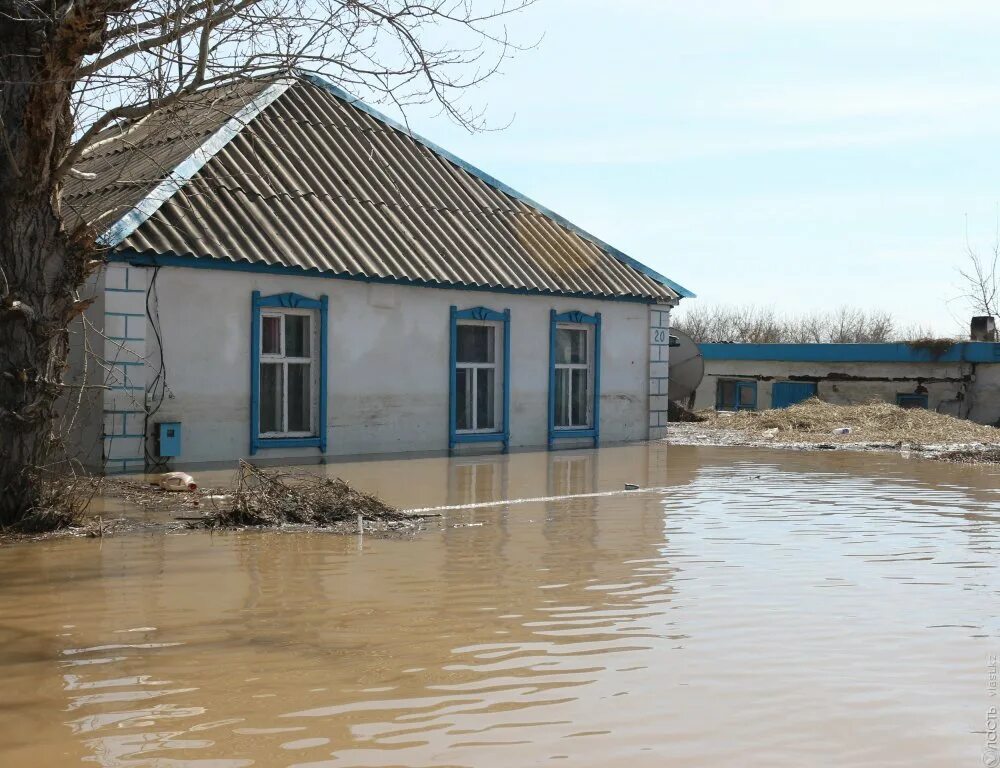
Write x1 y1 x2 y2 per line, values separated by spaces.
771 381 817 409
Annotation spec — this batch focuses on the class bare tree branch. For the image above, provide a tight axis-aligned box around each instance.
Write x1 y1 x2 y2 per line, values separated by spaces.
957 238 999 318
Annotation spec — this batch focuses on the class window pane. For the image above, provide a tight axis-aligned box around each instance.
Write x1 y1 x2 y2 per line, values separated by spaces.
260 363 283 433
571 368 589 425
556 327 587 364
285 315 311 358
477 367 496 430
287 363 312 432
555 368 571 427
457 324 494 363
738 383 755 407
456 368 472 430
718 380 736 408
262 316 281 355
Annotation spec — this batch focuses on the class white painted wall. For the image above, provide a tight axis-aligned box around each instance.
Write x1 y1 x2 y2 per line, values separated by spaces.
129 266 656 466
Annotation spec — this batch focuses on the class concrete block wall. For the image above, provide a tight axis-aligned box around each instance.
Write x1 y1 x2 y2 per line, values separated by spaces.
101 264 148 473
968 363 1000 425
648 306 670 440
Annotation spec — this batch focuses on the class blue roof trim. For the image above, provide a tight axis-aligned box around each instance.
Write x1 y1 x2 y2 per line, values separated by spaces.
110 249 659 304
100 79 294 247
300 72 694 300
700 342 1000 364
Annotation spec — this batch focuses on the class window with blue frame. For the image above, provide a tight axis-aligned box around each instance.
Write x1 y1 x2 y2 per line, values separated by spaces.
896 392 929 409
251 292 328 454
548 310 602 448
716 379 757 411
449 306 510 452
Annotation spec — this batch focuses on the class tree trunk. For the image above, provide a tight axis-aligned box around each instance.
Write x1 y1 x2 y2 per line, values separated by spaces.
0 204 84 526
0 4 102 526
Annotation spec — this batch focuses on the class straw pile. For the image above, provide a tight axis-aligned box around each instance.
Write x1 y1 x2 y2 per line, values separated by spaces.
204 460 408 528
933 448 1000 464
702 398 1000 445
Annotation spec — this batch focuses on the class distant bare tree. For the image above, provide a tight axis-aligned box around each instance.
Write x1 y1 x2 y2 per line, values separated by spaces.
958 237 999 317
674 305 786 344
864 309 897 343
786 313 828 344
0 0 536 525
897 323 938 341
827 306 895 344
673 304 913 344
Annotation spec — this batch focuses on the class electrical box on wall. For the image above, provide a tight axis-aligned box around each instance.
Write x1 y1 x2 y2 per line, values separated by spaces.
157 422 181 458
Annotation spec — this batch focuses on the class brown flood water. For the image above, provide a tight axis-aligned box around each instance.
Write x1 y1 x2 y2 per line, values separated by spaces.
2 443 999 767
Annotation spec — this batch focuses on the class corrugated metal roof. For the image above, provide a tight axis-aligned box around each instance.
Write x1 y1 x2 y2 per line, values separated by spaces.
67 75 691 301
63 79 277 234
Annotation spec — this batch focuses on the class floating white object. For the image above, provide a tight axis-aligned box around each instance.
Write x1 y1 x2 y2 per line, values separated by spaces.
155 472 198 492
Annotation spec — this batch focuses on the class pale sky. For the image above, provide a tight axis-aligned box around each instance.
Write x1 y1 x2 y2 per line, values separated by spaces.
398 0 1000 336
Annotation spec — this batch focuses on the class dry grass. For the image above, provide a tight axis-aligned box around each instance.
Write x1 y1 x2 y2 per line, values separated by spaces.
701 398 1000 445
3 471 100 534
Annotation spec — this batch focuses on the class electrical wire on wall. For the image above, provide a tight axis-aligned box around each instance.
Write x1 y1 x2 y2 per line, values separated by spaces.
143 266 172 469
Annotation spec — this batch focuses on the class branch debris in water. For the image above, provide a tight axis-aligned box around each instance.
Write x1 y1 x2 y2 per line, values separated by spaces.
3 470 98 534
201 460 417 529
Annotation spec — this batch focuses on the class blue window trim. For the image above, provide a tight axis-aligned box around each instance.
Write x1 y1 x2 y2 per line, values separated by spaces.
250 291 329 455
716 379 757 411
449 306 511 453
547 309 602 450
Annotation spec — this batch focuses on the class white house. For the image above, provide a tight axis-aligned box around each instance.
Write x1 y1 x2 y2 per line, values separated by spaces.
65 74 692 472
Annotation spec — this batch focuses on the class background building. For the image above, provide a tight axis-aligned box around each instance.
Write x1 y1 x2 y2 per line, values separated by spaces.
692 341 1000 425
